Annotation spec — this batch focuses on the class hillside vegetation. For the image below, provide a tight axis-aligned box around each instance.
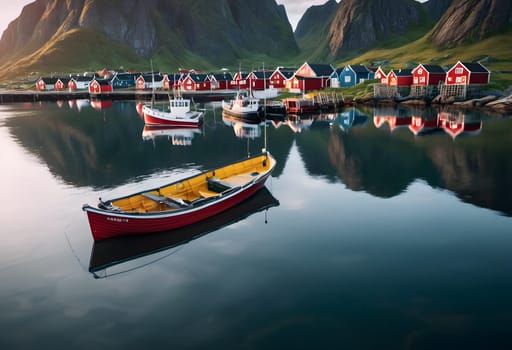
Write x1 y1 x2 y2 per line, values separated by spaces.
0 0 511 87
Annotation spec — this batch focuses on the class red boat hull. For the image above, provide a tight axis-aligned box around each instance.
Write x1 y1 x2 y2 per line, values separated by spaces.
84 174 270 240
143 112 201 128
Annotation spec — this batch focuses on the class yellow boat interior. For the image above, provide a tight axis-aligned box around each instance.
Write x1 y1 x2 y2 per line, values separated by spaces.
101 153 274 213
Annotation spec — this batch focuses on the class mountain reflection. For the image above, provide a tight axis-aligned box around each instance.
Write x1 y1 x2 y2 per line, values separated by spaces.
4 102 511 216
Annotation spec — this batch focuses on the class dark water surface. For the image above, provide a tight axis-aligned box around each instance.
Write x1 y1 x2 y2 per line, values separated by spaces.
1 101 511 349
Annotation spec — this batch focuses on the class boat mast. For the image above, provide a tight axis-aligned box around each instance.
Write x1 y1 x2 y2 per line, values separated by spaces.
150 59 155 107
263 62 267 153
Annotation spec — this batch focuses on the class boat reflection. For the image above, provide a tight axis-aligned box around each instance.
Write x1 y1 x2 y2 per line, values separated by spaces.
142 125 202 146
89 187 279 277
285 114 315 133
222 113 263 139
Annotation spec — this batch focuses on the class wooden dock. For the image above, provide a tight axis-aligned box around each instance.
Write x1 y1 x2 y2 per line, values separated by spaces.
0 89 237 104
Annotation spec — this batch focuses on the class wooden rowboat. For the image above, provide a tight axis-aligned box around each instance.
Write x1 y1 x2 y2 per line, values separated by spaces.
88 187 279 276
82 152 276 241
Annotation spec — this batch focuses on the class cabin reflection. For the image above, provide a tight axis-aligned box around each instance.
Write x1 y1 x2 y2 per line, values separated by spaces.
336 108 369 132
374 109 483 138
374 115 413 132
438 111 482 139
142 125 202 146
91 99 113 110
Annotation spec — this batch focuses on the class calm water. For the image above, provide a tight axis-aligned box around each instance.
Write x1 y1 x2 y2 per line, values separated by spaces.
1 100 511 349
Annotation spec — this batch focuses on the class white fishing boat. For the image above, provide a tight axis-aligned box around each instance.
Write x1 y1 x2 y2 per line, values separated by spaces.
221 91 263 122
143 96 204 127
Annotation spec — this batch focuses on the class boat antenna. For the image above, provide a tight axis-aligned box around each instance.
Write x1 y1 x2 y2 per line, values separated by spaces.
150 59 155 107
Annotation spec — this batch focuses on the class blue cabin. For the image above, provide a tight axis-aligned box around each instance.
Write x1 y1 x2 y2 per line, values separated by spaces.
111 73 137 89
330 67 344 88
339 65 374 87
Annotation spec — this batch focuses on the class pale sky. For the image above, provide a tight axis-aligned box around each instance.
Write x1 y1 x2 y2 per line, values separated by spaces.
277 0 341 30
1 0 428 36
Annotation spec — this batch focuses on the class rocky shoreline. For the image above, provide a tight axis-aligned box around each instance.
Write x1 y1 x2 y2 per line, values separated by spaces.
354 90 512 114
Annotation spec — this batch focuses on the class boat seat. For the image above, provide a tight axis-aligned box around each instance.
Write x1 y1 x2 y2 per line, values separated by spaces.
198 189 221 199
141 192 190 209
206 177 234 193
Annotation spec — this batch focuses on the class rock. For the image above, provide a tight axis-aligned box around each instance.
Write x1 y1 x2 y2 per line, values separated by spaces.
327 0 421 58
430 0 512 47
485 95 512 111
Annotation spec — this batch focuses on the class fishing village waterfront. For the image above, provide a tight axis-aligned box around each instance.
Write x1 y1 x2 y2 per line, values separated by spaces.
1 99 512 349
1 0 512 348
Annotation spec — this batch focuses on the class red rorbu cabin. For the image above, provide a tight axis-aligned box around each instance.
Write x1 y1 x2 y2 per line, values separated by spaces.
232 72 249 90
292 62 333 90
412 64 446 86
269 68 295 89
445 61 490 85
374 66 388 84
36 77 59 91
209 72 233 90
247 70 271 90
387 69 413 86
89 79 113 94
181 73 211 91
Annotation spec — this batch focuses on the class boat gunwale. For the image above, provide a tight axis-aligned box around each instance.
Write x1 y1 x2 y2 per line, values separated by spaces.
82 152 275 218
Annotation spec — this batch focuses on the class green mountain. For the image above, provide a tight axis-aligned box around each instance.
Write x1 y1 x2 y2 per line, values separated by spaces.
0 0 298 79
296 0 512 74
0 0 511 81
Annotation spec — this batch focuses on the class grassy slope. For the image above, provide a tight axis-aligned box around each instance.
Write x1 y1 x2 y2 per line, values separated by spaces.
335 27 512 94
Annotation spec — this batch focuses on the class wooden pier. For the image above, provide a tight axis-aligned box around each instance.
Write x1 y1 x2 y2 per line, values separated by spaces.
0 89 236 104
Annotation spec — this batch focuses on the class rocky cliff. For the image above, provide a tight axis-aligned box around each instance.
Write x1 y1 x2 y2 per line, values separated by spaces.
327 0 421 58
430 0 512 47
294 0 339 58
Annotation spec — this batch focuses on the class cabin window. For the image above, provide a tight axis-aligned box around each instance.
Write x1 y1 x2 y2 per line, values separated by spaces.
344 76 351 83
456 77 462 83
420 77 425 83
418 68 423 74
455 68 463 74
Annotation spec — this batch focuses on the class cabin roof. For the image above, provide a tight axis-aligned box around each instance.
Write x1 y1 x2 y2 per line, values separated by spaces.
39 77 60 84
113 73 137 81
140 74 164 82
71 75 95 82
347 64 371 74
250 70 272 79
274 68 295 79
308 63 334 77
420 64 446 73
92 78 112 86
392 69 413 76
210 72 233 80
459 61 489 73
187 73 209 82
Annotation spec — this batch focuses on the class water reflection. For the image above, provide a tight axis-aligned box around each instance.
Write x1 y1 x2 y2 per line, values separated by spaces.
142 125 202 146
3 101 512 216
222 114 262 139
89 187 279 277
374 107 483 139
336 108 369 132
91 99 113 111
